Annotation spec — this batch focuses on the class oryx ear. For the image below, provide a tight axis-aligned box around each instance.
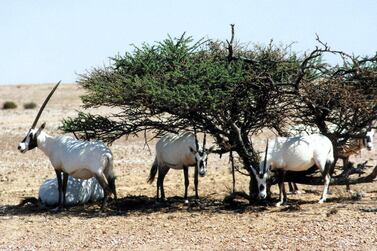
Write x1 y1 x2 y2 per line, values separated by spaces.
189 146 197 154
36 122 46 135
207 145 215 153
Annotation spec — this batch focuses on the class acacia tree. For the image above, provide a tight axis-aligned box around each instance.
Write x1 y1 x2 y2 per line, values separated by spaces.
62 31 300 200
62 29 377 201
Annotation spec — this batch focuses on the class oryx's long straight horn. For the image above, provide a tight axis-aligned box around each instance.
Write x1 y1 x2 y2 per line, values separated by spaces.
203 133 207 149
263 139 269 173
193 126 199 151
31 81 61 129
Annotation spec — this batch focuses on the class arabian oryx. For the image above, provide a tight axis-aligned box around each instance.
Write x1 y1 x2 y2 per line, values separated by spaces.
288 125 375 192
18 81 116 210
288 125 374 166
147 132 214 203
252 134 334 206
20 177 104 208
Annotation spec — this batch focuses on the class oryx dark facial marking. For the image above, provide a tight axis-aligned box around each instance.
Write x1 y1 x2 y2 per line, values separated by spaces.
18 123 46 153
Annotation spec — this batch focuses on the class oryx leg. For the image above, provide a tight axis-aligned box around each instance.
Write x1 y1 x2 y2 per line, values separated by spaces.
95 172 111 210
55 170 63 207
319 173 331 203
276 169 287 207
317 159 332 204
183 166 189 204
288 182 300 194
107 176 117 200
157 166 169 201
194 164 199 202
62 172 68 207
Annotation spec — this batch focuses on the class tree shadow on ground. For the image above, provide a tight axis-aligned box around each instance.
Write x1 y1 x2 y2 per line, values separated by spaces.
0 194 268 218
0 192 366 218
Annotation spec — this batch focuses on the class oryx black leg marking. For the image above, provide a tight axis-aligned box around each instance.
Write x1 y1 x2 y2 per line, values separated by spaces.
62 172 68 207
108 176 117 200
194 163 199 200
183 166 189 202
277 169 287 205
55 170 63 207
157 166 169 201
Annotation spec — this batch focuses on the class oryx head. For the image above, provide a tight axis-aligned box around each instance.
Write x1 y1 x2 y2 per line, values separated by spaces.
189 131 215 177
18 81 61 153
251 140 269 199
365 129 375 151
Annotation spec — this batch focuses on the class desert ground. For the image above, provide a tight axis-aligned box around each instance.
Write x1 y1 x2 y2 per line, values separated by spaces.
0 84 377 250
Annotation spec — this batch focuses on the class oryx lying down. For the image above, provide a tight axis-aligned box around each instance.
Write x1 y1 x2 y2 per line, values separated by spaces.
253 134 334 206
21 177 104 208
18 81 116 210
40 176 104 206
147 132 214 203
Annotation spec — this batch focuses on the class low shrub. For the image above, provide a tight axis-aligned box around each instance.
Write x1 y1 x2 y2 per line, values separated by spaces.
23 102 37 109
2 101 17 109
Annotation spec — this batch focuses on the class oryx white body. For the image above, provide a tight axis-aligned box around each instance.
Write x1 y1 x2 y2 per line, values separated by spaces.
288 125 374 163
19 127 116 209
288 126 374 192
39 176 104 207
255 134 334 206
148 132 213 203
155 132 199 170
28 132 114 180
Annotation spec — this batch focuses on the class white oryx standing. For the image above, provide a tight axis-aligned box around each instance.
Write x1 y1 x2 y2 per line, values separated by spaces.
252 134 334 206
147 132 214 203
288 125 375 192
288 125 375 166
18 81 116 210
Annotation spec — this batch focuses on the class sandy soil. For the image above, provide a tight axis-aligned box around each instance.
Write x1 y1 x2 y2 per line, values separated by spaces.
0 84 376 250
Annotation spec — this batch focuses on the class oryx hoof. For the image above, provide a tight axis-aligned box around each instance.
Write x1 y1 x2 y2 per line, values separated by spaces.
275 201 286 207
318 198 326 204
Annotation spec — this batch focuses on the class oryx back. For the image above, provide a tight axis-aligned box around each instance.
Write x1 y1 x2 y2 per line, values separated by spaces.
49 136 113 179
156 132 197 169
267 134 334 172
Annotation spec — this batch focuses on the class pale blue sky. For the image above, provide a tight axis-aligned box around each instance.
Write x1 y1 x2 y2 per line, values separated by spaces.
0 0 376 84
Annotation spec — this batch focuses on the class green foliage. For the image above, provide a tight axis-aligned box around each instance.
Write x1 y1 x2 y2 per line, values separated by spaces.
63 34 300 166
2 101 17 109
62 32 377 172
61 31 377 200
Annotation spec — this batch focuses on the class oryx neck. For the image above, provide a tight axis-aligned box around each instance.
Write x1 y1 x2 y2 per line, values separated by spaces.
37 131 54 156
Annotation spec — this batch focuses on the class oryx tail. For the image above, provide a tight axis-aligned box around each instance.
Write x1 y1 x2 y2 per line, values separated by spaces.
147 159 158 184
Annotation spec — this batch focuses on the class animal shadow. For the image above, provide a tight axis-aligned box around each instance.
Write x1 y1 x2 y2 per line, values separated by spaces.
0 194 268 218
